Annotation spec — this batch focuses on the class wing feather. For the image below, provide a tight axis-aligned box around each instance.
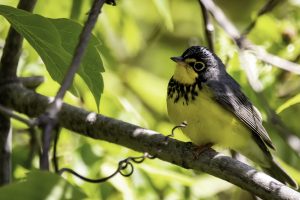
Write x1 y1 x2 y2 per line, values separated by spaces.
207 76 275 150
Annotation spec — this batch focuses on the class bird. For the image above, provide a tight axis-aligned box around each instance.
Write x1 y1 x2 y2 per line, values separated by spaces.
167 46 298 188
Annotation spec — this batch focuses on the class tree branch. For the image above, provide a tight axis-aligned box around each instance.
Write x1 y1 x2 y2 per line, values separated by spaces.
0 0 37 186
0 83 299 199
198 0 214 51
242 0 282 36
200 0 240 40
0 104 35 126
0 0 37 79
253 48 300 74
0 113 11 186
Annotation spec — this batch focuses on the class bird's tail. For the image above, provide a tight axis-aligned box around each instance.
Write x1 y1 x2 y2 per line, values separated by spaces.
263 159 298 189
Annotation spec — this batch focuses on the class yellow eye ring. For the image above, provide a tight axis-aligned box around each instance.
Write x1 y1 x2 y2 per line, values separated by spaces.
193 61 205 71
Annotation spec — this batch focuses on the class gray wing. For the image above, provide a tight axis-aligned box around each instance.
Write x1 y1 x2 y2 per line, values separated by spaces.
207 76 275 150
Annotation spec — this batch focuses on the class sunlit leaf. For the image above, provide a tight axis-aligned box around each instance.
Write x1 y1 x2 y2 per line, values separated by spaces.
0 170 86 200
0 5 104 108
277 93 300 114
191 175 233 198
139 164 194 186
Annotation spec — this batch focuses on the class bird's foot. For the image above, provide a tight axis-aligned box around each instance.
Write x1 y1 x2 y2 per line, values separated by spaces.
192 143 213 160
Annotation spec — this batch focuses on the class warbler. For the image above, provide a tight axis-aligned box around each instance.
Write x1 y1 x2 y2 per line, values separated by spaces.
167 46 297 188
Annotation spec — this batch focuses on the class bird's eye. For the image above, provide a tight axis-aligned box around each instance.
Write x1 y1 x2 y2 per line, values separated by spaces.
193 61 205 72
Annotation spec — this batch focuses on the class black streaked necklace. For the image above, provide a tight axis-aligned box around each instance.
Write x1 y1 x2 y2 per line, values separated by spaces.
167 77 205 105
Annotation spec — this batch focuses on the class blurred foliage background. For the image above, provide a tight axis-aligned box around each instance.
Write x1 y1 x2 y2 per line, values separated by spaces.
1 0 300 199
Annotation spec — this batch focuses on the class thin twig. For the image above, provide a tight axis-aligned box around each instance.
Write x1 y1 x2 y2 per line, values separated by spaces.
24 127 39 169
242 0 282 36
58 153 154 183
53 127 61 173
198 0 214 51
39 0 115 170
0 104 35 126
39 115 57 170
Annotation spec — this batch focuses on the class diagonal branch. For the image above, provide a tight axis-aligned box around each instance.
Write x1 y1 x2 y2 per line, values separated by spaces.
242 0 283 36
39 0 115 170
0 104 35 126
54 0 108 102
253 48 300 74
0 83 299 200
200 0 300 75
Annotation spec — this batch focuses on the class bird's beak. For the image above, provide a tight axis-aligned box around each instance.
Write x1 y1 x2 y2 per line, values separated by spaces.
170 56 184 63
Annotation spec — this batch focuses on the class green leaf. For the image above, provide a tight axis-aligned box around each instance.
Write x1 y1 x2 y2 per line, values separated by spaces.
0 170 86 200
276 93 300 114
0 5 104 108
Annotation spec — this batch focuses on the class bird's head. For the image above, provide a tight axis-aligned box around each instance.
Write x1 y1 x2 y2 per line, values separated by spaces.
171 46 224 84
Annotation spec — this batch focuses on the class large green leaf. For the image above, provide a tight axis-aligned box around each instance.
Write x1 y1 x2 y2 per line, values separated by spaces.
0 5 104 108
0 170 86 200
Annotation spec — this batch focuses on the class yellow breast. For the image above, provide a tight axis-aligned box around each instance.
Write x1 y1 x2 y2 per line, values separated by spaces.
167 85 251 150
